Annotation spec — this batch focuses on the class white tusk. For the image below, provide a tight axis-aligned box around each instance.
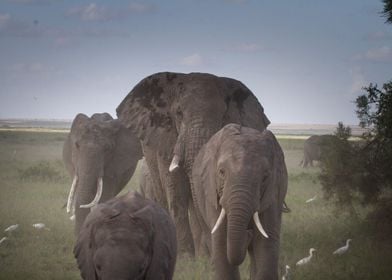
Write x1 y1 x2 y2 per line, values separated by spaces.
66 176 78 213
169 154 180 172
69 215 75 221
211 208 226 234
253 212 269 238
80 177 103 209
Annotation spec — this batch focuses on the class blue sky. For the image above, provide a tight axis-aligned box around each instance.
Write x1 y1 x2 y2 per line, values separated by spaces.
0 0 391 124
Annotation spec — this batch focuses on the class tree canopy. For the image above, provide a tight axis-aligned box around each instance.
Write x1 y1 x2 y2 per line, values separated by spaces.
382 0 392 24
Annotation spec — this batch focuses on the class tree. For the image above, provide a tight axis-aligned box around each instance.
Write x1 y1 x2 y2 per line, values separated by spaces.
319 81 392 235
382 0 392 24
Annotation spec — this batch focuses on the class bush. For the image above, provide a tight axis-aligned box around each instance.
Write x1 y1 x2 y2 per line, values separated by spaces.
18 161 67 182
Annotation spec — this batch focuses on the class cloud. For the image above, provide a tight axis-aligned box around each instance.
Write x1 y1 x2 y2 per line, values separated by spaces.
225 43 263 53
6 0 60 4
349 66 367 95
67 2 155 22
364 46 392 62
11 62 48 74
223 0 248 4
179 53 204 66
0 13 42 37
0 13 130 39
365 31 392 42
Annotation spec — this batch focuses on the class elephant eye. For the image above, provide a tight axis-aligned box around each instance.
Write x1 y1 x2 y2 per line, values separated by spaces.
218 168 225 179
75 141 80 149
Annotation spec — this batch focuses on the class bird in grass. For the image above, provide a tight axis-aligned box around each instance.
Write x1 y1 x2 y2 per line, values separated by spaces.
32 223 48 230
282 265 290 280
333 239 352 255
296 248 316 266
305 195 317 203
0 237 8 245
4 224 19 233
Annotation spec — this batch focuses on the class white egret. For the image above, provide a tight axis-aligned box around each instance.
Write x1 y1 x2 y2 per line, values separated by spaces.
282 265 290 280
0 237 8 245
333 239 352 255
32 223 47 230
296 248 316 266
305 195 317 203
4 224 19 233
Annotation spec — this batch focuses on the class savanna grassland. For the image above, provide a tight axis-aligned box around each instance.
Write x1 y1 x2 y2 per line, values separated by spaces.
0 130 391 279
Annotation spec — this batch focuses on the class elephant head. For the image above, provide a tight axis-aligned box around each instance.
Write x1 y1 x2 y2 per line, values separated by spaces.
193 124 288 267
116 72 270 175
63 113 143 234
74 191 177 280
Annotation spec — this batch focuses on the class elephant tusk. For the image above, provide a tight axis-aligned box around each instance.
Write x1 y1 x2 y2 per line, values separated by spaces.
80 177 103 209
66 175 78 213
211 208 226 234
169 154 180 172
253 212 269 238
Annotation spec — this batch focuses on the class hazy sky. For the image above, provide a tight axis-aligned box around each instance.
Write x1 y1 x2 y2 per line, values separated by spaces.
0 0 391 124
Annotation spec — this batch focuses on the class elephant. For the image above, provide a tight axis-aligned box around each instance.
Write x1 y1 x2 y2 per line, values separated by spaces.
74 191 177 280
116 72 270 256
63 113 143 234
192 124 288 280
300 134 337 167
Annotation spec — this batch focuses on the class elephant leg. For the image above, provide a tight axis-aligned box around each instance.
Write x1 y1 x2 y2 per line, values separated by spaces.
158 159 195 256
188 200 210 257
248 205 281 280
144 155 169 210
212 224 240 280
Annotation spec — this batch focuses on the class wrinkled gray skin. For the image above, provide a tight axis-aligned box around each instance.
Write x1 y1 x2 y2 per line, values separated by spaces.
63 113 143 235
117 72 270 256
74 191 177 280
139 157 155 199
300 134 337 168
192 124 288 280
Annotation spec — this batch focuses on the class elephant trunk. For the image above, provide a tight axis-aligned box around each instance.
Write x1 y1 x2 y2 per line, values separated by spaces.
226 188 255 266
71 149 105 234
172 115 221 175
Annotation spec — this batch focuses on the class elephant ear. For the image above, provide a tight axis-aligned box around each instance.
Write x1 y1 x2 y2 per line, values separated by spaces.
258 130 287 212
106 120 143 185
193 124 242 210
223 78 270 131
63 113 90 176
116 74 176 157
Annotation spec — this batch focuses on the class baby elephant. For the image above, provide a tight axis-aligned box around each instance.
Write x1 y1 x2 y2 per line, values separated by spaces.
74 191 177 280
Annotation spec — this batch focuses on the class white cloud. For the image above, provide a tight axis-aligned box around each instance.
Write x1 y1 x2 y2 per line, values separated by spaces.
67 2 154 22
223 0 248 4
129 2 154 13
179 53 204 66
365 31 392 42
0 14 11 29
6 0 60 4
11 62 48 74
365 46 392 62
226 43 262 53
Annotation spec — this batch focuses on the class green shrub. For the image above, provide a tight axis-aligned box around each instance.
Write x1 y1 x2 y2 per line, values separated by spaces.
18 160 67 182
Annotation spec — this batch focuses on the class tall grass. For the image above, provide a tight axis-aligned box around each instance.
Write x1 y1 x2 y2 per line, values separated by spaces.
0 131 390 279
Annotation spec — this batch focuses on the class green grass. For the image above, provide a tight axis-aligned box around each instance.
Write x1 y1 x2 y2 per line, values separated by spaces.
0 130 390 279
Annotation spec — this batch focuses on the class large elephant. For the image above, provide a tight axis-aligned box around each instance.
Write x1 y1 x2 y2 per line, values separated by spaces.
300 134 337 167
116 72 270 256
192 124 288 280
63 113 143 234
74 191 177 280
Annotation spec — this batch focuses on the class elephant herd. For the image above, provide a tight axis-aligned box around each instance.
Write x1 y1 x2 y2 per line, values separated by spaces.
63 72 288 280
